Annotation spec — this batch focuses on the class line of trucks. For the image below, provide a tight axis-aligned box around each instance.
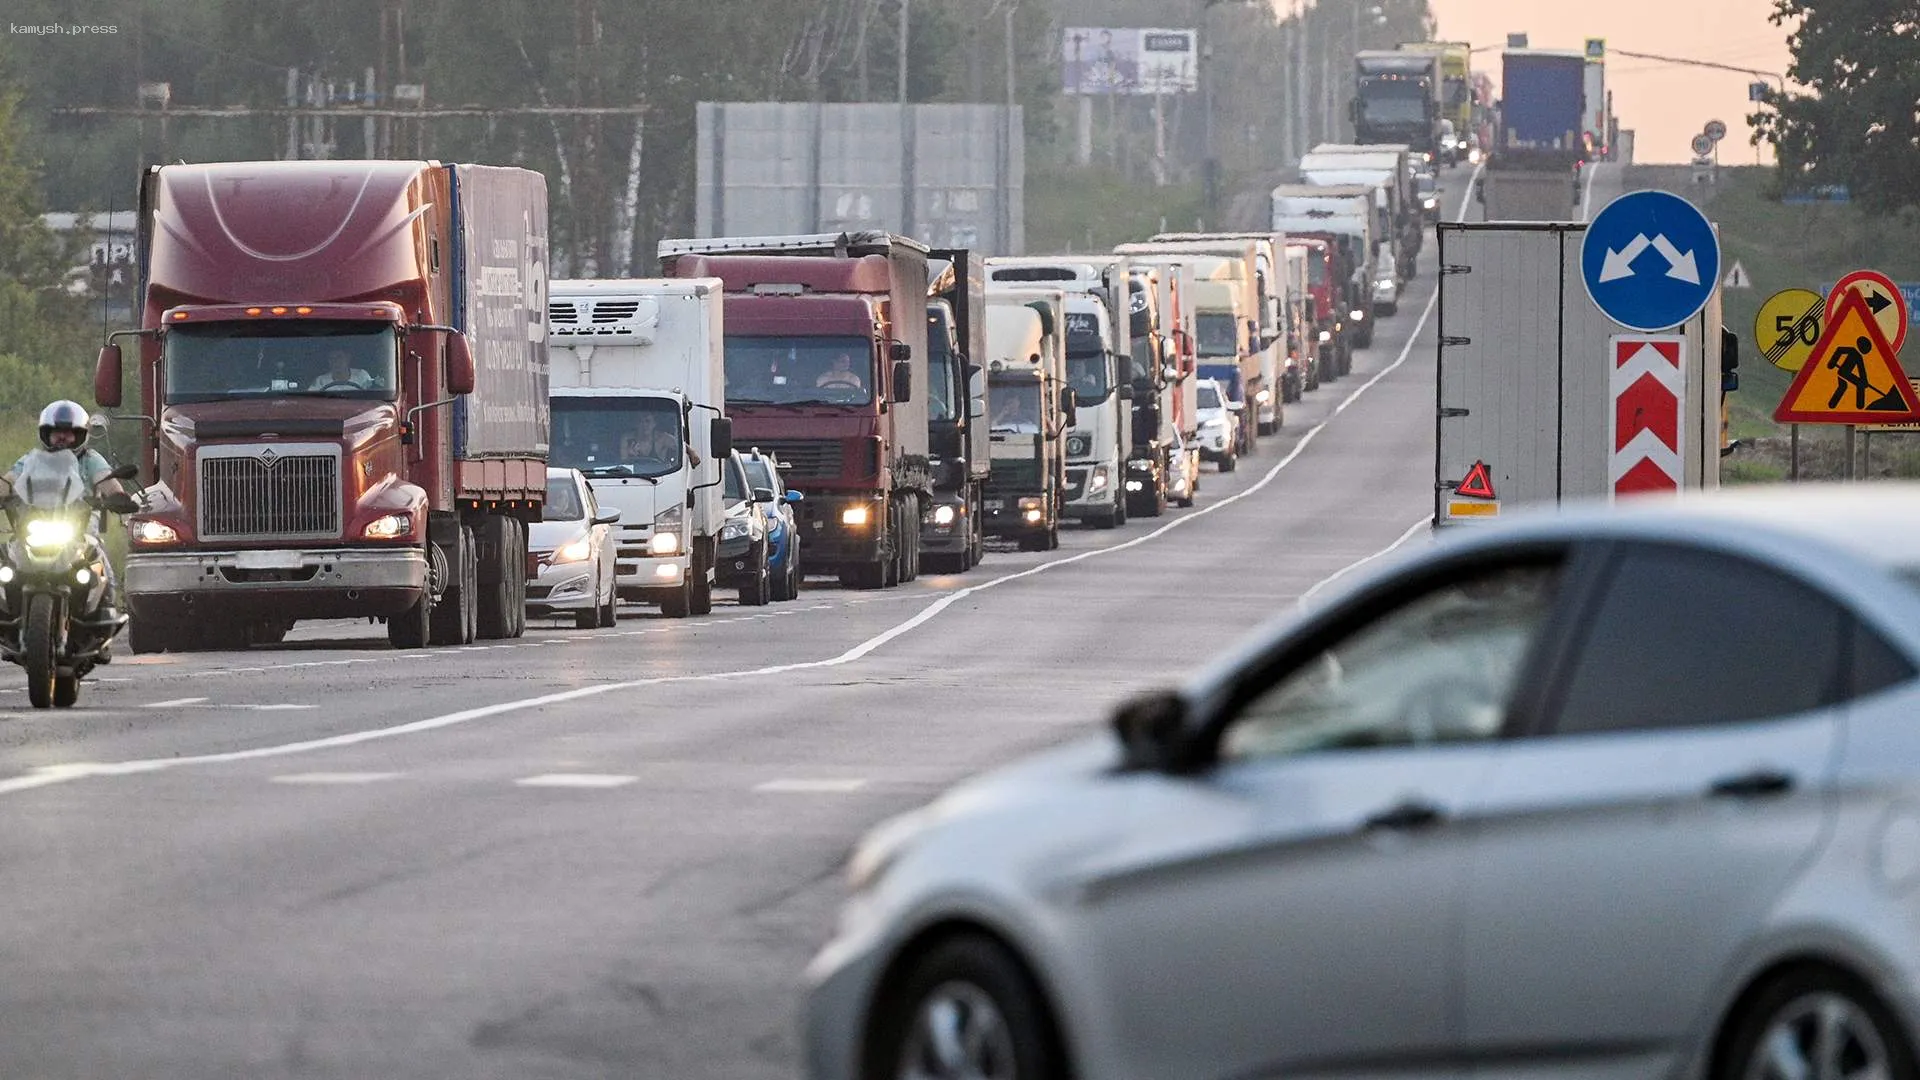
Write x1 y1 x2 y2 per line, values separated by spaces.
83 157 1381 654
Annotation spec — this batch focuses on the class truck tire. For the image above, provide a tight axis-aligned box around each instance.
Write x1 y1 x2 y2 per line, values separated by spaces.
1113 492 1128 527
474 516 513 640
430 525 475 646
659 576 692 619
23 594 57 709
388 545 433 649
690 550 714 615
901 499 921 582
128 614 169 655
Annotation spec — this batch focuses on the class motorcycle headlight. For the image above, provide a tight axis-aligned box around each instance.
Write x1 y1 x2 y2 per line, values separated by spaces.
23 519 75 552
131 520 179 545
553 533 593 563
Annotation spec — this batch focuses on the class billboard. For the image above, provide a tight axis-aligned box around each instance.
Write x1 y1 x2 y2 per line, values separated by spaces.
1061 27 1198 95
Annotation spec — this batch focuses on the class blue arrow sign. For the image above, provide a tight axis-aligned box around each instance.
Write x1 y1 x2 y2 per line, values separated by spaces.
1581 190 1721 332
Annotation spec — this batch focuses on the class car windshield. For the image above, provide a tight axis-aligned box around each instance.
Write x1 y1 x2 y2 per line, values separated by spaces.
723 458 748 504
1195 313 1238 357
724 335 875 407
162 321 397 404
744 458 775 491
549 397 684 479
1197 382 1223 409
542 476 584 521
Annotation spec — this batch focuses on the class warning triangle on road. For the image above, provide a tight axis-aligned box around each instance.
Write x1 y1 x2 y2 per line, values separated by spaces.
1722 261 1752 289
1774 289 1920 425
1457 460 1497 499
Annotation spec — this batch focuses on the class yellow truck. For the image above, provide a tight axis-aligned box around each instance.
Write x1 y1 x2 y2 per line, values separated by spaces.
1398 41 1473 164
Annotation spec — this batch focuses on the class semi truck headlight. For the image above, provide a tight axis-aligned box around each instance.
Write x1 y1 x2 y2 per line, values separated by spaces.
930 504 957 526
842 505 872 527
131 520 178 545
23 519 75 551
1088 466 1110 494
553 534 593 563
648 530 681 556
362 513 412 540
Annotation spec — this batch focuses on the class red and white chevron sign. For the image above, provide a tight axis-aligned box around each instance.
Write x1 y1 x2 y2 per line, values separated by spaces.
1610 335 1687 500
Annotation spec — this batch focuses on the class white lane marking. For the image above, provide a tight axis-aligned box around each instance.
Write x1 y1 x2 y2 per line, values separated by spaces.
514 773 637 789
1581 160 1601 221
144 697 208 708
271 772 403 784
755 778 868 794
0 295 1439 795
236 704 317 712
1458 161 1486 223
1298 516 1432 608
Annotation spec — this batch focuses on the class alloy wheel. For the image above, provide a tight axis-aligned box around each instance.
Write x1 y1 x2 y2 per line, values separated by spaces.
1744 991 1895 1080
896 980 1017 1080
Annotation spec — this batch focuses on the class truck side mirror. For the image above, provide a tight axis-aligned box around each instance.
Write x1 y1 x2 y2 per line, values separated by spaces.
446 332 477 395
968 394 985 419
1058 386 1078 425
891 359 913 403
1348 98 1360 125
889 341 912 364
94 343 124 408
1721 327 1740 392
1117 383 1135 401
710 415 734 459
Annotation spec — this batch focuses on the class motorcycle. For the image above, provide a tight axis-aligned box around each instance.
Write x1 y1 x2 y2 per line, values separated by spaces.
0 458 140 708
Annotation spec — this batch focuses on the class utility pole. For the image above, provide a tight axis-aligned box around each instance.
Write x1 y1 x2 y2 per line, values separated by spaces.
897 0 909 105
1294 0 1310 162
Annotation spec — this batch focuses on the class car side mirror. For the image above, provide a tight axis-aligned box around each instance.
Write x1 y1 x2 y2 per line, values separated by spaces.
109 462 139 481
784 489 804 504
1226 399 1245 412
94 343 124 408
592 509 621 525
1112 689 1192 773
891 359 913 403
751 486 776 504
446 332 477 395
710 416 734 459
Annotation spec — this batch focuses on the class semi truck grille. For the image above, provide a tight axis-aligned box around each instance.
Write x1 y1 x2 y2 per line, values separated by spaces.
751 439 844 481
987 459 1042 495
198 445 342 541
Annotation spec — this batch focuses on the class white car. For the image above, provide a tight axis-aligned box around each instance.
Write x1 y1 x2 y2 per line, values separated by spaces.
804 486 1920 1080
526 467 619 628
1165 427 1199 508
1192 378 1239 473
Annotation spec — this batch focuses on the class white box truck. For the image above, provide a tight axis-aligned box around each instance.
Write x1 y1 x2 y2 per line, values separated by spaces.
547 278 732 617
1272 184 1380 348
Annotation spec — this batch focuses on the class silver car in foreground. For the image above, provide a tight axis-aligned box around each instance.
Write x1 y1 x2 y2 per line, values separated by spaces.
806 486 1920 1080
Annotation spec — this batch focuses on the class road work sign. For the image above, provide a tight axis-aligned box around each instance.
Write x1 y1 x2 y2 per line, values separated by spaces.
1756 288 1823 372
1826 269 1909 355
1611 336 1685 498
1582 190 1721 332
1774 289 1920 425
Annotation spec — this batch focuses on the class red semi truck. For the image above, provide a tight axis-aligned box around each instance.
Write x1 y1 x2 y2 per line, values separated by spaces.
95 160 550 652
657 232 932 590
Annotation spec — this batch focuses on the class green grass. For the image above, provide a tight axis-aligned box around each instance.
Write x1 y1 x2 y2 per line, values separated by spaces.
1025 164 1210 254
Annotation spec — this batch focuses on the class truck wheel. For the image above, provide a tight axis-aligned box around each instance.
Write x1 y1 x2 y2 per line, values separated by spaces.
127 615 168 655
659 576 692 619
1113 492 1128 527
387 562 433 650
474 517 513 640
690 552 714 615
430 525 474 646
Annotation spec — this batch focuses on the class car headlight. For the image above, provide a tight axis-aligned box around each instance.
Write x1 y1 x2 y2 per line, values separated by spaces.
362 512 411 540
1350 309 1366 321
846 809 933 892
930 504 957 526
1255 389 1272 404
131 520 178 545
1423 198 1438 210
23 519 75 551
552 533 593 563
841 505 872 527
1319 330 1332 343
721 519 750 541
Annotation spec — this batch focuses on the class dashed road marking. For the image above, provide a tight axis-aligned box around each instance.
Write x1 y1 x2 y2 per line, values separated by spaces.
513 773 638 789
755 778 868 794
145 697 208 708
271 772 403 785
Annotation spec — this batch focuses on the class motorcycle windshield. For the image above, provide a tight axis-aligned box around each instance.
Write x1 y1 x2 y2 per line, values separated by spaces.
13 449 89 511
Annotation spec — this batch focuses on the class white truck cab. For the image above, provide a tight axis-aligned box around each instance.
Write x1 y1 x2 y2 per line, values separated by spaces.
546 278 731 619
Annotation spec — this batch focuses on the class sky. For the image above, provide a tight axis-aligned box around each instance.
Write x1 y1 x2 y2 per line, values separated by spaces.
1425 0 1793 164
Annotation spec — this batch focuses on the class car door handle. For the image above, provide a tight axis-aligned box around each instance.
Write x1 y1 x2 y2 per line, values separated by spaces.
1708 770 1796 799
1362 800 1446 832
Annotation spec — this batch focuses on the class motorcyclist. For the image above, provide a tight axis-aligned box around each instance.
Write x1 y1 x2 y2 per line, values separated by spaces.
0 401 131 624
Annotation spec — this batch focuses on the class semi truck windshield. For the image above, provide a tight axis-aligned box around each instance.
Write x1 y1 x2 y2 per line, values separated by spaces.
927 332 957 422
724 336 875 407
549 397 685 479
1066 352 1112 401
1195 313 1240 357
162 321 397 404
1358 85 1429 126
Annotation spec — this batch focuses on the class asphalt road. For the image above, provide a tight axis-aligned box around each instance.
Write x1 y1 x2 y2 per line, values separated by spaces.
0 173 1470 1079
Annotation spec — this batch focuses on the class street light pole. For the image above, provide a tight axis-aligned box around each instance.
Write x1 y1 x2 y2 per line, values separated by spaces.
897 0 909 106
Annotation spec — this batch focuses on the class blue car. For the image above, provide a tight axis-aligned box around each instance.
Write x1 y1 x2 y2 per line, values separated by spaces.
741 449 804 601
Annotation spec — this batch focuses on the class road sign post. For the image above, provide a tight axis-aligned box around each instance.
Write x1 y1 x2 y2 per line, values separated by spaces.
1581 191 1722 332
